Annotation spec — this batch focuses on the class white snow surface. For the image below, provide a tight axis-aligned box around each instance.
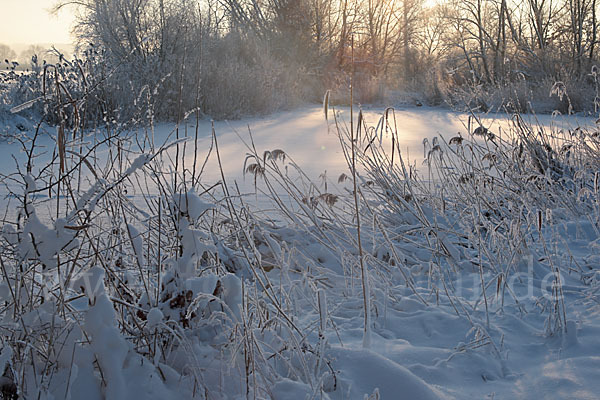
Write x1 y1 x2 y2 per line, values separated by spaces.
0 105 591 212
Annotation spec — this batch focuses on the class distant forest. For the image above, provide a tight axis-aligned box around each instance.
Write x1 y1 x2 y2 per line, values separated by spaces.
5 0 600 119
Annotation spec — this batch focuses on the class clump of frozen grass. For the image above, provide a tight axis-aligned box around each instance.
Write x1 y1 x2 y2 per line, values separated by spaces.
0 76 339 399
353 106 600 336
244 93 600 362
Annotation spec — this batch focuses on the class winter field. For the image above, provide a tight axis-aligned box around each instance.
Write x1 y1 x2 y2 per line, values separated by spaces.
0 104 600 399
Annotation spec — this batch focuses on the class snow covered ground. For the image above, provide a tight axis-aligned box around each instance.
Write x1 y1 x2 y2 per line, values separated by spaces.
0 105 591 211
1 106 599 399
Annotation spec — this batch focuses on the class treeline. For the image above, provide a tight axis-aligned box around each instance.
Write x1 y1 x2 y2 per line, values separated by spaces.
10 0 600 121
0 44 66 71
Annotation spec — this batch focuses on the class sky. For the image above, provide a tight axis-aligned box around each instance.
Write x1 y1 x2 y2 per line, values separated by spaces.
0 0 76 50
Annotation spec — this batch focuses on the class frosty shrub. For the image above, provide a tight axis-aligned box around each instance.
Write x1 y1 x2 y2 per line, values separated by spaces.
0 75 340 398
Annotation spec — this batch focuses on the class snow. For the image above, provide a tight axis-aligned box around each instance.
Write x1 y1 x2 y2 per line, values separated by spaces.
146 307 164 329
123 153 152 176
1 105 600 399
326 346 443 399
1 106 589 211
172 190 214 221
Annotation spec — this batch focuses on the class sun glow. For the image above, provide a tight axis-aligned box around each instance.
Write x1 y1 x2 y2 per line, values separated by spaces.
0 0 75 47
